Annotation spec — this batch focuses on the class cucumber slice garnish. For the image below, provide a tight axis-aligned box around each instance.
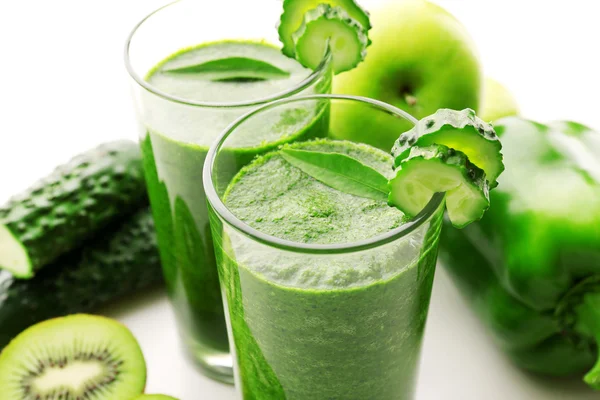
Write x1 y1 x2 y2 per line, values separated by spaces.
389 144 490 228
392 109 504 188
279 0 371 57
292 5 369 74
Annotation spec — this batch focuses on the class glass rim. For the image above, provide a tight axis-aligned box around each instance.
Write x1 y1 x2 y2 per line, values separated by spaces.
203 94 446 254
123 0 332 109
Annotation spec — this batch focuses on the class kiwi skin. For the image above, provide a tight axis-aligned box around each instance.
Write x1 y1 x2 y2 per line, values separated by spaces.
0 314 147 400
133 395 180 400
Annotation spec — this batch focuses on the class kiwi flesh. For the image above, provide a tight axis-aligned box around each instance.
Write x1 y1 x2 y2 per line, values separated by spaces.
133 396 179 400
0 314 146 399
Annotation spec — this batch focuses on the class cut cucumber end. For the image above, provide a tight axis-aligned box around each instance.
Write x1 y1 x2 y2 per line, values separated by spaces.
0 224 32 278
292 5 369 74
388 145 490 228
393 109 504 188
279 0 371 57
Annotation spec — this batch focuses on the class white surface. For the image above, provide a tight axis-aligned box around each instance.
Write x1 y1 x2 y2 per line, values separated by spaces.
1 1 600 399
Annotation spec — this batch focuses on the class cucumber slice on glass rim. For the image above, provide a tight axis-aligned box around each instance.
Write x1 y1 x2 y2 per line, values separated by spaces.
279 0 371 57
388 144 490 228
292 4 369 74
392 108 504 188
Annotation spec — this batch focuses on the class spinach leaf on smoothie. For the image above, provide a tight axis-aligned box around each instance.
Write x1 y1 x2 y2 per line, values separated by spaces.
280 148 389 202
162 57 291 81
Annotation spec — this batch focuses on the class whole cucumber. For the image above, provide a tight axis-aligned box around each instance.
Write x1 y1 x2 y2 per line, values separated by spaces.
0 141 147 278
0 207 163 348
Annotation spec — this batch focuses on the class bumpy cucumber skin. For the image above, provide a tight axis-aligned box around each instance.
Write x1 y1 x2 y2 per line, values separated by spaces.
0 141 147 277
389 144 490 228
279 0 371 58
0 208 162 349
392 108 503 187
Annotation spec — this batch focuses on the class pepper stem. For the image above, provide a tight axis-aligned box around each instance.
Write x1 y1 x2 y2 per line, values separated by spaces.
575 292 600 390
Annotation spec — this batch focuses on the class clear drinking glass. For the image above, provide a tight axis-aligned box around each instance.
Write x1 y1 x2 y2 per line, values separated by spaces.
205 95 446 399
124 0 332 383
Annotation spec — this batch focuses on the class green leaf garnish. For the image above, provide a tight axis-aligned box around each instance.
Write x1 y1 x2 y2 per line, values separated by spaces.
281 148 389 202
162 57 291 82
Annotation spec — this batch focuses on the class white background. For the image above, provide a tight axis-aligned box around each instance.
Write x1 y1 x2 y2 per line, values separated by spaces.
1 1 600 399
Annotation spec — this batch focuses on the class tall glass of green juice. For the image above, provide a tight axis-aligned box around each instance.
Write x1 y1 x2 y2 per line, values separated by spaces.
125 0 332 382
205 95 445 399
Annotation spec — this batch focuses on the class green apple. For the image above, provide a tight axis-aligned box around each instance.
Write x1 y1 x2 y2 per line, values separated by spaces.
480 77 520 122
332 0 483 150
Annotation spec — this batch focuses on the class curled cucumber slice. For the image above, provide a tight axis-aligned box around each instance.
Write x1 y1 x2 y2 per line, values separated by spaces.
279 0 371 57
392 108 504 188
389 144 490 228
292 5 369 74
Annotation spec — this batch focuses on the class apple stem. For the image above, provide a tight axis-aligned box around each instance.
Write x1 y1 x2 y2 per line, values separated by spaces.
405 94 418 107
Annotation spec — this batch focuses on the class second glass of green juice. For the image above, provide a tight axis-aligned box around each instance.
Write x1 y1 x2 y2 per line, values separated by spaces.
205 95 445 399
125 0 332 382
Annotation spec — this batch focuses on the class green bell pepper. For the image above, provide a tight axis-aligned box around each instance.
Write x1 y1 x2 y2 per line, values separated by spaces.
439 117 600 389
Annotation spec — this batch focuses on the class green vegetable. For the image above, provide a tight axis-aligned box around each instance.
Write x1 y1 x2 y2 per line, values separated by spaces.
439 117 600 389
280 147 389 201
292 5 369 74
162 57 291 81
547 120 600 182
392 108 504 188
278 0 371 57
388 144 489 228
0 208 163 349
0 141 146 278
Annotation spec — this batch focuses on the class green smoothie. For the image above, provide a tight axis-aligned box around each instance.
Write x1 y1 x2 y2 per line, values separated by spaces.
214 139 443 399
138 41 331 372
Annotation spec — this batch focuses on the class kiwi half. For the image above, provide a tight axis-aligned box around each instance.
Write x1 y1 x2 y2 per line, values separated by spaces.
133 396 179 400
0 314 147 399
